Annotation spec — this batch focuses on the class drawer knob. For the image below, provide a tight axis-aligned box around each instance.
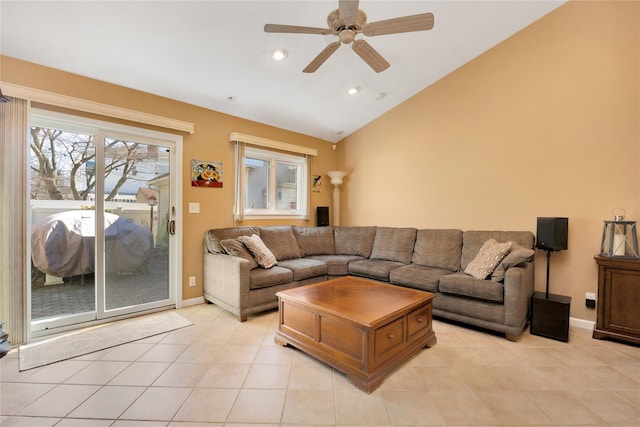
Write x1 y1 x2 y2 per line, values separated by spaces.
388 334 395 340
417 318 423 323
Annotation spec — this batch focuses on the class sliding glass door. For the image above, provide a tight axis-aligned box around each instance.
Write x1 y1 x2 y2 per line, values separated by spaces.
99 136 172 314
29 111 180 334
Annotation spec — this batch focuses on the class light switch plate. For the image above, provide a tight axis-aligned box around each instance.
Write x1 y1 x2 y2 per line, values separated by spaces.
188 202 200 213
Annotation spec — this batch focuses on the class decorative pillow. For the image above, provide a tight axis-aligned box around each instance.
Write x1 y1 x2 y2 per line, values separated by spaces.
239 234 277 269
204 226 261 254
220 238 258 270
464 239 513 280
491 243 535 282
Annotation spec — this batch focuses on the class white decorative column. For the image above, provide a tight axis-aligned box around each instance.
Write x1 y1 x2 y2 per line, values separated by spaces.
327 171 347 226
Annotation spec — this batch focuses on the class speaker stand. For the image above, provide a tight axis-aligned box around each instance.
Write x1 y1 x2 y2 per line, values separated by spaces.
544 249 552 299
531 248 571 342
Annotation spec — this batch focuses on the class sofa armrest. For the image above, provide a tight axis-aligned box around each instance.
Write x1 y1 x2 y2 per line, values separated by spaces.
503 262 534 327
203 252 251 320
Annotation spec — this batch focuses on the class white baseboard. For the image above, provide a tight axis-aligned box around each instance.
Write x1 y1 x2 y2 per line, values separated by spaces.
570 317 595 331
182 296 205 307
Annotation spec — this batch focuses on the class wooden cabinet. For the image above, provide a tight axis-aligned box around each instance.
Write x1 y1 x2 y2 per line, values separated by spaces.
593 256 640 345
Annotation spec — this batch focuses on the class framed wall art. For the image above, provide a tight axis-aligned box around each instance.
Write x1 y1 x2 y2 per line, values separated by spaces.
191 160 223 188
312 174 322 192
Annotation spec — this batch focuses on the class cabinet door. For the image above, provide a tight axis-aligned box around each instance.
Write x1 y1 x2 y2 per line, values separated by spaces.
604 268 640 334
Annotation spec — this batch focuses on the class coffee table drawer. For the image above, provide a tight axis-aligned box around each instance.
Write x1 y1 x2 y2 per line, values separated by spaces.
374 318 406 358
408 305 432 338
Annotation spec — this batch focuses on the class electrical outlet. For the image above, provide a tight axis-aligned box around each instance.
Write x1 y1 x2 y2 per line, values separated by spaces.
189 276 196 287
585 292 596 309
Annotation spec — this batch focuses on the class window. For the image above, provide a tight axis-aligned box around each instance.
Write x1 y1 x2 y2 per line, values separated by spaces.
242 146 308 219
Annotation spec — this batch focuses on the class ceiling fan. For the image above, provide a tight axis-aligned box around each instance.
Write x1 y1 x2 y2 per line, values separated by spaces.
264 0 434 73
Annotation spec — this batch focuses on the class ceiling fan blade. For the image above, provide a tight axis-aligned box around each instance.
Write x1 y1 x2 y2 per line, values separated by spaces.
303 42 341 73
352 39 389 73
339 0 359 26
363 12 434 37
264 23 331 35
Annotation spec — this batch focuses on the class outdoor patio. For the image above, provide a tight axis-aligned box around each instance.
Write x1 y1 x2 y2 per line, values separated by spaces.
31 249 169 320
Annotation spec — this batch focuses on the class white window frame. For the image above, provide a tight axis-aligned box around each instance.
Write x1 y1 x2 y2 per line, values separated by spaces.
242 146 308 220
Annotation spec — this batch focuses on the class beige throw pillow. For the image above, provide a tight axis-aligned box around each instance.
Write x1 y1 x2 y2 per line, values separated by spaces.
239 234 277 269
464 239 513 280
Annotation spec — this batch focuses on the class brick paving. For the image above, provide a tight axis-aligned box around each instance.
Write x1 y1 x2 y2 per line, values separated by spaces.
31 251 169 319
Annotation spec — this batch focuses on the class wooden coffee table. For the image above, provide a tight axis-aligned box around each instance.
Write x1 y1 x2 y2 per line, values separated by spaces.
275 276 436 393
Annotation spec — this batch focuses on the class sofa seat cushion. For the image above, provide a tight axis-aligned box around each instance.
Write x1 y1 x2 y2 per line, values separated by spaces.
438 273 504 303
349 259 406 282
259 226 302 261
293 226 335 256
370 227 417 264
305 254 366 276
334 226 377 257
389 264 452 293
249 266 293 290
277 258 328 281
412 229 463 271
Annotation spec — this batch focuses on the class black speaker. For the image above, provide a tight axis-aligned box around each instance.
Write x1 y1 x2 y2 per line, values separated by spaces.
316 206 329 227
536 217 568 251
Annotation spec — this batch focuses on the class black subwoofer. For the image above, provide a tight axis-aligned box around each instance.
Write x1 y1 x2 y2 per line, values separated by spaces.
530 291 571 342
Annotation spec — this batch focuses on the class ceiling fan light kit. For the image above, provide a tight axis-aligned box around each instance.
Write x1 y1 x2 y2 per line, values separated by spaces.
264 0 434 73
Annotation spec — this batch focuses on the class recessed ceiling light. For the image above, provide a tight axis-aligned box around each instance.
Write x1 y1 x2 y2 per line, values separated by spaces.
346 86 360 96
271 49 288 61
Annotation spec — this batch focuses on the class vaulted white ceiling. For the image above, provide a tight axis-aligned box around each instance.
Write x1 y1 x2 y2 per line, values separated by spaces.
1 1 565 142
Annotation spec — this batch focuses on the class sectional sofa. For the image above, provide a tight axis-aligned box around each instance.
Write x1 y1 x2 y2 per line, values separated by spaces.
203 225 535 339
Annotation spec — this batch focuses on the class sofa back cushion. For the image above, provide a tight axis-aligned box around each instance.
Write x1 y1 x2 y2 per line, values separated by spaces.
334 226 377 257
461 231 535 270
412 229 463 271
293 226 335 256
259 226 302 261
205 226 261 254
370 227 417 264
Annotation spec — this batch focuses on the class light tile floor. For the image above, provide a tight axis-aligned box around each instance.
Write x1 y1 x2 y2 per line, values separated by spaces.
1 303 639 426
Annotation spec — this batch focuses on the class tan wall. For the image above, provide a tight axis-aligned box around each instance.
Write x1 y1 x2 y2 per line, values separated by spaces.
338 1 640 322
1 56 336 301
3 0 638 323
